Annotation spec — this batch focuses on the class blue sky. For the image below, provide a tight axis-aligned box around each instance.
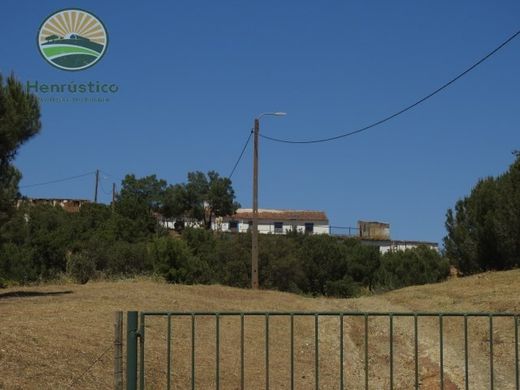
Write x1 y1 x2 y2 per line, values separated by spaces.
1 1 519 245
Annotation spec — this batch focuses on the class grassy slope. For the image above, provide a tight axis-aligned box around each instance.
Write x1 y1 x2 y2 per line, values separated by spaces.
0 270 518 389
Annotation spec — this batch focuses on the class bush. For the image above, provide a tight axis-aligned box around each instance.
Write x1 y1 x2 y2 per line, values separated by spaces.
66 252 96 284
105 241 150 276
375 246 450 290
149 237 210 284
324 275 360 298
0 242 38 282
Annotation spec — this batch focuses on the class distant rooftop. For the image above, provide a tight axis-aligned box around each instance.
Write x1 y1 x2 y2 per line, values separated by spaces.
229 208 329 222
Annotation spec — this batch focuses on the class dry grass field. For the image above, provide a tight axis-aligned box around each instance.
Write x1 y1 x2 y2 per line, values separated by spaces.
0 270 519 389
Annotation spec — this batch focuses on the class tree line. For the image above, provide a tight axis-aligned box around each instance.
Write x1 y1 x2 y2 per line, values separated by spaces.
7 72 511 296
0 191 449 295
444 153 520 274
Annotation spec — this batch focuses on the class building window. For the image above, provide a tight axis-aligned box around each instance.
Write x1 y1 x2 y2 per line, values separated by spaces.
247 221 253 231
305 222 314 234
229 221 238 232
274 222 283 234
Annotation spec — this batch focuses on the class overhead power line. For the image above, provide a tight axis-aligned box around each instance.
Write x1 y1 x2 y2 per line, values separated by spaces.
260 28 520 144
229 129 253 178
20 171 96 188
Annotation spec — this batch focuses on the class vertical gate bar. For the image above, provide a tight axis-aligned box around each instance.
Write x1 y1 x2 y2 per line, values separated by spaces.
390 314 394 390
126 311 138 390
241 314 245 390
216 314 220 390
315 314 319 390
290 314 294 390
167 314 172 390
515 315 519 390
265 314 270 390
365 314 369 390
139 313 145 390
489 315 494 390
414 314 418 390
340 314 344 390
464 315 469 390
115 312 123 390
439 314 444 390
192 314 196 390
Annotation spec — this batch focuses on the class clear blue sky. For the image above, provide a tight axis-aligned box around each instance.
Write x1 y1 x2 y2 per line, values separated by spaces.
1 1 519 245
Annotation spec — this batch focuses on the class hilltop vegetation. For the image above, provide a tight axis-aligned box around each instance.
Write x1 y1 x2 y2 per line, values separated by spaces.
0 190 449 296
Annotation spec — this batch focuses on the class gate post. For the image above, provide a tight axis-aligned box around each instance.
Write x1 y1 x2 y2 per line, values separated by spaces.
127 311 139 390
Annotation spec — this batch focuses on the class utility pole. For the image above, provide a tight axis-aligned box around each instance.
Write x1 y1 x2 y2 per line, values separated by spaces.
94 169 99 203
251 118 260 289
251 112 286 290
112 182 116 210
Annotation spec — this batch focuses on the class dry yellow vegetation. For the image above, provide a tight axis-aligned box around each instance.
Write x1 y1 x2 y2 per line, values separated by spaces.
0 270 519 389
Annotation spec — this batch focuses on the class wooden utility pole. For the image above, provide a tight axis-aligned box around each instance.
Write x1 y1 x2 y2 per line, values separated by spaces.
94 169 99 203
112 182 116 210
251 118 260 289
114 311 123 390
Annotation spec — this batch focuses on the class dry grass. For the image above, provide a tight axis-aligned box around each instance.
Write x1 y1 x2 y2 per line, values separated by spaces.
0 270 519 389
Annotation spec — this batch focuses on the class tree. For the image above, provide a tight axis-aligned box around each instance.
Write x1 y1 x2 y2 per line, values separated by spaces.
444 154 520 273
0 74 41 227
183 171 239 229
113 174 167 240
45 35 60 42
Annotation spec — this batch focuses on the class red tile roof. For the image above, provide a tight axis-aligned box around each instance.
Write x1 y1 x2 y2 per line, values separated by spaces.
227 208 328 222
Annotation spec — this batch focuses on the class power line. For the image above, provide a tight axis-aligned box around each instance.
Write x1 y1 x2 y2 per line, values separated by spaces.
100 170 123 182
229 129 253 178
20 171 96 188
99 181 112 195
260 28 520 144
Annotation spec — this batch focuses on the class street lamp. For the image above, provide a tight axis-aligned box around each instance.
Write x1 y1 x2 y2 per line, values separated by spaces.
252 112 286 289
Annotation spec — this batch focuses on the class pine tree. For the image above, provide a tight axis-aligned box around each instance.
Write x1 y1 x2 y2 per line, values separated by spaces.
0 73 41 226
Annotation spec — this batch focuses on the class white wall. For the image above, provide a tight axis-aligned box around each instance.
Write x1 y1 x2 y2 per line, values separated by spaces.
215 221 329 235
379 242 438 254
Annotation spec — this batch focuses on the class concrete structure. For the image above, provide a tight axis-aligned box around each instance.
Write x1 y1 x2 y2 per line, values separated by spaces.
358 220 390 240
215 208 329 235
17 198 90 213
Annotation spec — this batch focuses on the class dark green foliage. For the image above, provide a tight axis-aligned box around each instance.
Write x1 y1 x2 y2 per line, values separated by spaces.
149 236 210 284
104 241 149 276
444 154 520 274
66 252 95 284
375 246 450 291
324 275 360 298
166 171 240 228
0 74 41 166
0 74 41 227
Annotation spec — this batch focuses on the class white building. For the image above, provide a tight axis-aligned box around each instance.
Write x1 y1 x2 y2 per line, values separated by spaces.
215 208 329 235
362 239 439 254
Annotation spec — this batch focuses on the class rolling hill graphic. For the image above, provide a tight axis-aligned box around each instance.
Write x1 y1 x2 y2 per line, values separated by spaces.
41 35 104 68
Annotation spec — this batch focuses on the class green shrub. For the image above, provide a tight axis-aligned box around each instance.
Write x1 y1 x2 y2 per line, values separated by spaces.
66 252 96 284
376 246 450 290
324 275 360 298
149 237 210 284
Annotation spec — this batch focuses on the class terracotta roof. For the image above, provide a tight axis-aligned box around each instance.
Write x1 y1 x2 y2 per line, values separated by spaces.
227 208 328 222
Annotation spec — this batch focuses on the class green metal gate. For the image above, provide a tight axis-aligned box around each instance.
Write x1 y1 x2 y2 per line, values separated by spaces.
126 311 519 389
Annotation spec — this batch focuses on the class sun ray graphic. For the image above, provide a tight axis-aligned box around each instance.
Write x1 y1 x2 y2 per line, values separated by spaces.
38 9 108 70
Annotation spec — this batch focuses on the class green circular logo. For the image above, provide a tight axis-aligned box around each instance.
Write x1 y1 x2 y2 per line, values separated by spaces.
37 9 108 71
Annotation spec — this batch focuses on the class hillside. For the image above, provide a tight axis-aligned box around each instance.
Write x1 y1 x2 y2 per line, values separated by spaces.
0 270 518 389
